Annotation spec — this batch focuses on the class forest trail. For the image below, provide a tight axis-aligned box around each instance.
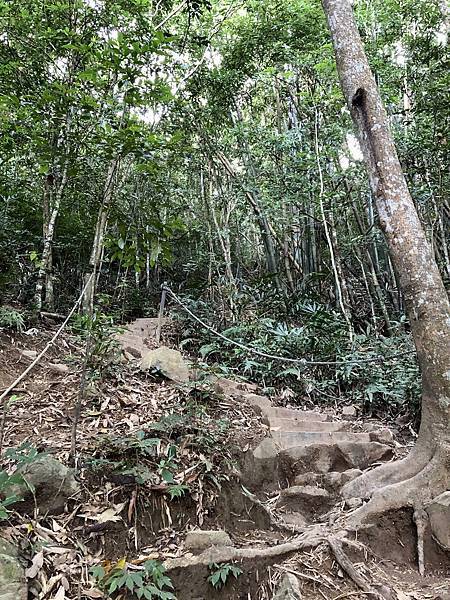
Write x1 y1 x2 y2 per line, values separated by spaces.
0 317 448 600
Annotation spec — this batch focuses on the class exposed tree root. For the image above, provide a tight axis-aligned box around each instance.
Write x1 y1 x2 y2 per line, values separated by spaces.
328 537 392 600
163 525 327 571
345 448 450 529
341 445 431 500
413 508 427 577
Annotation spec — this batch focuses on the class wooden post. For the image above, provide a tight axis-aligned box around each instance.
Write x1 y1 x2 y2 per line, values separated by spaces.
156 285 167 344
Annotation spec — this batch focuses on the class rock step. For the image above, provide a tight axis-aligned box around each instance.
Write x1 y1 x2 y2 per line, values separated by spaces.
272 431 370 449
268 418 349 433
262 407 330 422
281 441 393 474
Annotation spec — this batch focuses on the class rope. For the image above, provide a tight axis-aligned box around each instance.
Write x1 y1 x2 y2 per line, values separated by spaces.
0 274 94 404
163 285 416 367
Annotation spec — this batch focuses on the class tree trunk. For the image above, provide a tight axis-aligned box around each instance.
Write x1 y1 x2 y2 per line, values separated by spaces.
321 0 450 508
35 163 69 310
82 157 119 314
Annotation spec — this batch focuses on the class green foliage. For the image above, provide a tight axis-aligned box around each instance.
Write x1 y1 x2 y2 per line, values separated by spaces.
0 442 42 520
207 562 243 589
0 307 25 332
71 311 122 380
91 558 175 600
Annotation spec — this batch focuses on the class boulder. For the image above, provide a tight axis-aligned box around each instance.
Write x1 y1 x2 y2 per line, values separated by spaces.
293 472 323 487
184 530 232 553
273 573 302 600
242 438 279 486
427 492 450 549
280 485 329 500
277 485 331 515
281 442 392 476
140 347 190 383
0 538 27 600
10 456 79 515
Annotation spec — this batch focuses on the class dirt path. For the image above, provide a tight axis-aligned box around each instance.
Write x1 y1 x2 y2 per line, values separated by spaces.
0 319 448 600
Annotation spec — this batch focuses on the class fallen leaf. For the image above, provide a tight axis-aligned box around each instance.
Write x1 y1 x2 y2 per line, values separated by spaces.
52 585 65 600
26 551 44 579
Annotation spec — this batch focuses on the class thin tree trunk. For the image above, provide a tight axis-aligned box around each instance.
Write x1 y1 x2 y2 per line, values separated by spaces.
35 162 69 310
322 0 450 504
83 157 119 313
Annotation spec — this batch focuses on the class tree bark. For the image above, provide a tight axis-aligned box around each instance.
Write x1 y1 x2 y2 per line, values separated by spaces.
82 157 119 314
321 0 450 504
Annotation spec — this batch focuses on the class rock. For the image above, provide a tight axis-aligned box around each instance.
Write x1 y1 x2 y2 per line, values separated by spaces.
21 350 37 359
0 538 27 600
242 438 279 486
342 405 357 417
337 441 393 470
281 485 329 500
278 485 330 515
273 573 302 600
271 431 370 450
211 377 258 398
10 456 79 515
244 394 272 415
184 530 232 553
48 363 70 374
324 469 362 490
345 497 363 509
293 472 323 487
280 512 308 529
369 429 394 445
281 442 392 476
140 347 190 383
427 492 450 549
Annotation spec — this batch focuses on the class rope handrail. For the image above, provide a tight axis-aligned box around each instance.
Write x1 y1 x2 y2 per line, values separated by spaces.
163 285 417 367
0 274 94 404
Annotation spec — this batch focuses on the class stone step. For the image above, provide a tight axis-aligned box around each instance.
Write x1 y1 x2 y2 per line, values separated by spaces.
262 407 329 422
268 419 349 433
271 431 370 449
280 441 393 474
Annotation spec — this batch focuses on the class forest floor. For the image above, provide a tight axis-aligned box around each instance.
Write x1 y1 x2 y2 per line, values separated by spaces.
0 319 449 600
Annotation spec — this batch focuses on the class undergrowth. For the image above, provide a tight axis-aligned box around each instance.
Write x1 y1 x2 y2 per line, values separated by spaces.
173 294 420 420
84 398 235 509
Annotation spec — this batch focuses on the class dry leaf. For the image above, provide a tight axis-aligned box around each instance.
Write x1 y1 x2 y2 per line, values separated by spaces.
26 551 44 579
52 585 65 600
82 589 104 599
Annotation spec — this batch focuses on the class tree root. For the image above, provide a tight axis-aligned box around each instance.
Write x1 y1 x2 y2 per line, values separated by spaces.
345 448 449 529
328 537 392 600
413 508 427 577
341 445 431 500
163 526 327 571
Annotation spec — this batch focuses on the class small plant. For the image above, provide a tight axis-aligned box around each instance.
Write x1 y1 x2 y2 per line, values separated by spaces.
0 442 42 519
207 562 243 589
91 558 175 599
0 306 25 332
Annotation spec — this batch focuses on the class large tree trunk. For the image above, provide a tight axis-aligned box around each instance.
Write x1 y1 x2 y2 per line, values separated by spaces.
321 0 450 509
